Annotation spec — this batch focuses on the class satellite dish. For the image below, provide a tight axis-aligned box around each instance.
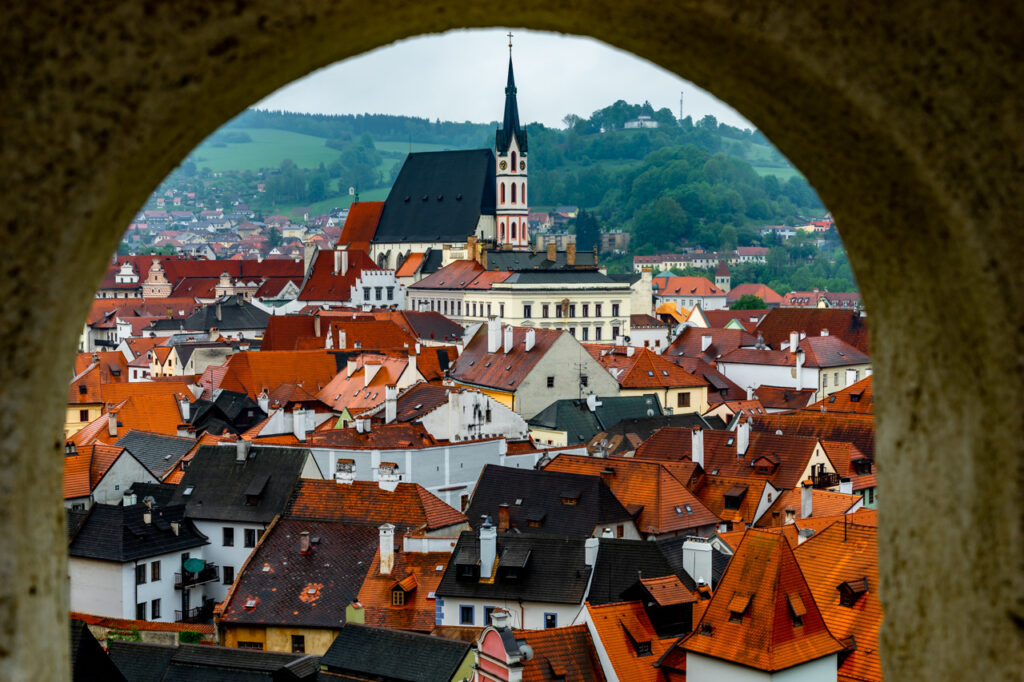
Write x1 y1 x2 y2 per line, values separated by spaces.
183 558 205 573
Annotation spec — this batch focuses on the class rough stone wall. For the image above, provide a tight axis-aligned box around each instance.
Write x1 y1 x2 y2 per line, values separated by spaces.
0 1 1020 679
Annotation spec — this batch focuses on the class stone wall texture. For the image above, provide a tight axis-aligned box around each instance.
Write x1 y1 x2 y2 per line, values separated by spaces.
0 1 1021 679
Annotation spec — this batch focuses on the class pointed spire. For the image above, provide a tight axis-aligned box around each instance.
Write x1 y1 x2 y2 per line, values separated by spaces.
496 52 527 154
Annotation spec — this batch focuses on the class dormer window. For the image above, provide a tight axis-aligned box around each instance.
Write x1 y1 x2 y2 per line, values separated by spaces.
787 593 807 627
838 577 869 606
724 485 747 511
728 593 751 623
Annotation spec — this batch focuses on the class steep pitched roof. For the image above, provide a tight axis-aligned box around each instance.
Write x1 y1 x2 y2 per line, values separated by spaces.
664 327 758 363
756 308 870 354
755 489 863 528
542 455 720 535
593 347 708 389
320 624 470 681
653 276 725 297
528 394 664 445
356 548 453 632
807 375 874 414
115 430 195 479
680 529 844 671
286 479 467 532
753 412 875 460
218 350 339 398
588 538 694 605
334 201 384 250
449 324 562 392
726 283 784 306
516 625 607 682
585 602 675 682
109 641 318 682
799 335 871 367
751 385 816 411
67 503 206 562
375 149 497 243
71 619 128 682
260 314 318 351
691 475 768 526
297 249 380 302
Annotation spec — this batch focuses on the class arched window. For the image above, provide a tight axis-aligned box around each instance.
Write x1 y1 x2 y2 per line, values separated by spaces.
511 151 517 172
500 183 505 204
511 221 517 240
511 183 516 204
522 182 526 205
499 221 505 241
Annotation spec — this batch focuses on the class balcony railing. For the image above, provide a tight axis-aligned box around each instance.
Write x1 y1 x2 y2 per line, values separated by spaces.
811 471 842 489
174 563 219 589
175 601 214 624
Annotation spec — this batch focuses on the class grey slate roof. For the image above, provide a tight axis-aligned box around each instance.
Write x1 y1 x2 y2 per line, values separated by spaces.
147 295 269 333
464 465 633 537
502 269 618 285
592 412 718 457
124 481 179 508
109 641 320 682
320 624 471 682
374 149 496 243
436 531 591 604
484 250 599 271
169 445 311 523
655 535 732 589
588 538 694 605
116 431 195 478
68 503 207 562
529 394 664 445
72 619 128 682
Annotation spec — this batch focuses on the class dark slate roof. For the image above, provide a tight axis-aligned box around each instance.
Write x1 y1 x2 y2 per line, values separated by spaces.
109 641 320 682
400 310 464 343
496 57 528 154
116 431 195 478
71 619 128 682
67 508 90 540
591 412 717 457
168 445 312 523
68 503 207 562
147 296 269 333
465 465 633 537
320 624 471 681
483 250 599 271
436 531 591 604
374 150 496 243
587 538 693 605
502 270 618 285
528 395 664 445
655 535 732 589
608 272 643 285
420 248 444 275
219 519 378 628
124 481 178 508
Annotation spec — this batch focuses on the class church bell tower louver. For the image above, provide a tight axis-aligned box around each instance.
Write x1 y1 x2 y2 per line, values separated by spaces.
495 33 529 250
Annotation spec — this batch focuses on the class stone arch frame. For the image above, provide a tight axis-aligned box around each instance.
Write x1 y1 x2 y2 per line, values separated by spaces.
1 2 1020 679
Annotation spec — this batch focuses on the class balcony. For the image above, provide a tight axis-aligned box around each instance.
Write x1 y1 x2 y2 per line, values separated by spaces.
174 563 219 589
811 471 842 489
175 601 214 624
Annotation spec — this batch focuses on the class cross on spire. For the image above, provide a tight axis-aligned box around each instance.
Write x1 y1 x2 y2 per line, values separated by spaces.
507 31 513 55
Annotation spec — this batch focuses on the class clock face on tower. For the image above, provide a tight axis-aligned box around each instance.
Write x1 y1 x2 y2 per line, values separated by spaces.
499 160 508 170
519 161 526 170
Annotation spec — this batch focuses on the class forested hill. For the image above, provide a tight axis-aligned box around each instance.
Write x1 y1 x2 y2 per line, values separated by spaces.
197 102 824 255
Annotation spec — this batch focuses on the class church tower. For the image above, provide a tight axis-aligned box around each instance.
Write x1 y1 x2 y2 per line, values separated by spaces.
495 35 529 250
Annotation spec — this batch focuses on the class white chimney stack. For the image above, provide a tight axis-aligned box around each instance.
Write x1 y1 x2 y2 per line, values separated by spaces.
626 346 635 357
601 527 614 538
691 427 704 468
479 517 497 578
746 385 754 401
789 331 799 352
347 358 357 378
682 536 713 586
178 395 190 421
379 524 395 575
701 334 712 352
292 407 307 441
257 391 269 414
384 384 398 424
801 480 813 519
235 439 250 463
341 249 349 276
524 328 536 352
586 393 602 412
839 477 853 495
821 328 829 336
490 606 511 630
736 416 750 455
795 349 805 391
503 325 514 354
378 462 400 492
487 317 501 353
107 413 118 437
333 250 341 275
585 536 599 567
335 459 356 484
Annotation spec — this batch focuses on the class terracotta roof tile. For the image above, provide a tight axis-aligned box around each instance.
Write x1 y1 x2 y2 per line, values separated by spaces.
395 252 424 278
639 576 696 606
594 347 708 389
756 308 869 354
653 276 725 297
357 549 452 632
807 375 874 414
586 602 675 682
516 625 607 682
450 324 562 392
755 489 862 528
218 350 339 398
286 479 466 532
327 319 417 351
753 412 875 460
260 315 318 351
298 249 380 302
726 283 784 306
751 385 816 411
335 201 384 251
664 327 759 363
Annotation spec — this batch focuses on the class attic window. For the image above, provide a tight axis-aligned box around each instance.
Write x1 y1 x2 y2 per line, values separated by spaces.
244 598 257 609
78 385 87 394
728 593 751 623
788 593 807 626
662 370 669 376
838 577 869 607
674 506 683 515
829 395 837 403
413 403 423 410
183 486 194 496
456 193 463 200
647 371 654 377
698 623 713 635
560 490 581 506
727 437 734 446
684 504 692 513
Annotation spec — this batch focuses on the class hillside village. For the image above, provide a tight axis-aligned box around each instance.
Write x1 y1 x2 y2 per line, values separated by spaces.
69 53 879 682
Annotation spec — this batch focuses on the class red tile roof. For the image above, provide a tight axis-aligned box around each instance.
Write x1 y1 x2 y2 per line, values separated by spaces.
704 308 771 333
593 347 708 389
395 252 424 278
755 308 869 354
450 324 562 392
316 354 408 413
310 423 440 450
755 489 862 528
298 249 380 302
286 479 466 532
327 319 417 351
664 327 758 363
516 625 607 682
798 335 871 367
260 315 318 351
663 356 746 402
753 412 875 460
726 283 783 306
335 201 384 251
71 612 214 635
218 350 339 398
751 385 816 410
653 276 725 297
680 529 845 671
586 602 675 682
807 375 874 414
64 443 131 498
357 549 452 632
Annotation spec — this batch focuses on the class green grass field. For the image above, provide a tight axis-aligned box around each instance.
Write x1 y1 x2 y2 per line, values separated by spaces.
190 128 342 172
259 187 392 221
752 165 803 181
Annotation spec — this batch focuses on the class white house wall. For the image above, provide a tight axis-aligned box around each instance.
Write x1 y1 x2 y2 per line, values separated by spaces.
91 456 158 506
686 652 837 682
438 596 582 631
418 391 530 443
69 557 124 619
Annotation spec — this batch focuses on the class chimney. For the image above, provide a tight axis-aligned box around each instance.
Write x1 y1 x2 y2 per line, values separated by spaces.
626 346 635 357
789 331 799 352
490 607 511 630
378 524 395 575
839 477 853 495
364 362 380 386
303 243 316 279
356 417 372 433
795 349 805 391
300 531 311 554
567 243 577 266
498 503 510 531
257 391 269 414
335 459 356 484
337 329 347 349
546 242 556 262
691 427 705 468
584 536 599 567
235 438 250 463
682 536 713 586
178 395 190 421
292 407 307 441
378 462 400 492
601 527 614 538
384 384 398 424
479 517 497 578
170 521 180 536
333 250 341 275
123 491 137 507
107 413 118 438
347 358 357 378
701 334 712 352
143 510 152 525
821 328 829 336
216 301 222 321
586 393 602 412
341 249 349 276
455 340 464 355
801 479 813 519
414 342 421 355
487 317 502 354
736 415 750 455
407 352 417 379
503 325 514 354
746 385 754 401
524 328 535 352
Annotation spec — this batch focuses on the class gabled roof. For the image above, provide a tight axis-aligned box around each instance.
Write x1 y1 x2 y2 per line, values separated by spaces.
115 430 195 479
321 624 470 680
326 319 417 351
755 489 862 528
543 455 720 535
218 350 339 398
807 374 874 414
449 324 562 392
652 276 726 297
67 503 206 562
260 314 317 351
63 443 137 499
436 531 592 605
109 641 318 682
680 529 844 671
334 201 384 250
145 295 269 333
381 310 464 343
593 347 708 389
588 412 718 458
528 394 665 445
71 620 128 682
410 259 494 290
753 411 875 460
726 282 784 306
297 248 380 302
464 465 634 537
315 355 412 414
286 479 466 532
395 251 425 278
698 430 830 490
588 538 694 604
515 625 607 682
756 308 870 354
799 335 871 367
664 327 759 363
751 385 816 411
169 445 312 523
357 548 453 633
375 149 497 243
585 602 675 682
691 476 767 527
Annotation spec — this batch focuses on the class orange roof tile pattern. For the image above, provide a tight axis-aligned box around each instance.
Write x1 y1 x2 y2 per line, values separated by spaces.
653 276 726 297
357 549 452 632
807 375 874 414
727 283 784 306
755 489 862 528
754 412 875 460
327 319 417 351
516 625 607 682
64 443 132 498
543 455 720 535
755 308 869 354
586 602 675 682
594 347 708 389
450 325 562 392
794 522 882 681
286 479 466 532
751 385 816 411
681 529 845 671
691 476 766 527
261 315 318 351
335 201 385 251
298 249 380 302
316 354 408 413
218 350 339 398
71 612 214 635
664 327 759 363
639 576 696 606
395 252 425 278
310 423 441 450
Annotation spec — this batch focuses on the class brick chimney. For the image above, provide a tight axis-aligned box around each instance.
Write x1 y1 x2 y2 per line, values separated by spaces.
378 524 395 575
567 243 577 266
546 242 556 262
300 530 311 554
335 458 356 484
378 462 400 492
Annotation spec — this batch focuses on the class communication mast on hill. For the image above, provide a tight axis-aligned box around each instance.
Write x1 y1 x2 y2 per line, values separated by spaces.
679 91 685 121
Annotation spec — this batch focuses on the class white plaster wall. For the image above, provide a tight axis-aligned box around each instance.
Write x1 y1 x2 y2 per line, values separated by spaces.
91 456 157 505
513 334 621 420
350 269 405 308
68 558 123 619
193 519 266 603
419 391 530 442
132 549 188 622
440 596 582 630
686 652 837 682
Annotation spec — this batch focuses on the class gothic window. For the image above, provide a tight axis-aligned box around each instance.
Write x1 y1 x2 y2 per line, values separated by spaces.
500 183 505 204
522 182 526 204
511 183 516 203
511 151 517 171
511 222 517 240
500 222 505 241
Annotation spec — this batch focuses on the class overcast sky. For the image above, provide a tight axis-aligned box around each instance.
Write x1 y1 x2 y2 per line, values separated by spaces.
256 28 753 130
